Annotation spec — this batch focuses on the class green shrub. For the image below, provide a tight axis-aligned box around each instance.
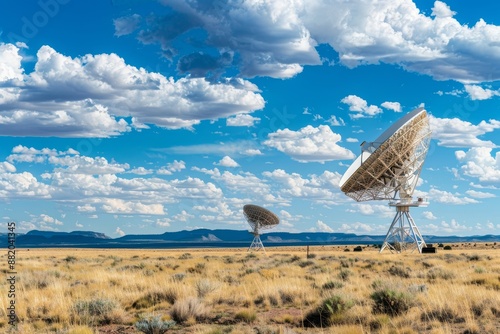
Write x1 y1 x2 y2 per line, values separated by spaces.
421 307 459 323
131 289 178 309
64 256 78 263
427 267 455 280
443 245 452 250
178 253 192 260
235 310 257 323
388 265 411 278
339 259 350 268
337 269 352 281
171 273 186 282
322 281 344 290
371 288 414 316
135 315 176 334
304 295 354 327
298 260 314 268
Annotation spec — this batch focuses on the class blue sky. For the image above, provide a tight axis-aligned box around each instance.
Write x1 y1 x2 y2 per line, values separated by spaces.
1 0 500 237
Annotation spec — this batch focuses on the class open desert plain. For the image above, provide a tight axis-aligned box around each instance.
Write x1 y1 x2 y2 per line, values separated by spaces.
1 244 499 334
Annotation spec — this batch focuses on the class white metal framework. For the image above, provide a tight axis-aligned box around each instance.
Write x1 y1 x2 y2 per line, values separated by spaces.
248 232 266 252
339 108 432 254
243 204 279 253
379 200 427 253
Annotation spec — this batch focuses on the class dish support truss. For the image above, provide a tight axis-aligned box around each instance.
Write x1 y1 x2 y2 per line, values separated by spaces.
380 200 427 253
248 231 266 253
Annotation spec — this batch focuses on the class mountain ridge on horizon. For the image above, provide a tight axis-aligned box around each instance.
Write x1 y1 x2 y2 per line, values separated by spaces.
2 228 499 248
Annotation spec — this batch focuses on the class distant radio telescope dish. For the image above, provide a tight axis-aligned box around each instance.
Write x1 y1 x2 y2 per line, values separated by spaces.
243 204 279 253
339 107 432 253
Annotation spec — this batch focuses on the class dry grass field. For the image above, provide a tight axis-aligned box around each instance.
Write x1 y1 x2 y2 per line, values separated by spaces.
1 244 499 334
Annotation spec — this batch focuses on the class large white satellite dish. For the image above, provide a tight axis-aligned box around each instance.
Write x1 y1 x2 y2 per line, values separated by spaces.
340 107 432 253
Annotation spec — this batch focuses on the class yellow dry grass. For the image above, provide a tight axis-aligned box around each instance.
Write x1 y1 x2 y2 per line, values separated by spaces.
0 245 498 333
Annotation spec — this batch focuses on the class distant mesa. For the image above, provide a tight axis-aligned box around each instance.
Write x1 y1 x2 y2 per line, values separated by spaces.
201 234 222 242
1 228 497 248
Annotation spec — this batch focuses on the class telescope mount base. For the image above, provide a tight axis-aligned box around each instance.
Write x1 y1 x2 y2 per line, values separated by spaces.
248 233 266 253
380 204 426 254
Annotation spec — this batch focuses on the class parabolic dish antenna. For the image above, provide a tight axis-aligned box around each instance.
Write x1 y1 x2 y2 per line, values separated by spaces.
339 107 432 253
243 204 279 253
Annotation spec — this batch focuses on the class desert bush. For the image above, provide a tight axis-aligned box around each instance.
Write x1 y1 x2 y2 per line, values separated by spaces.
268 294 279 306
371 288 414 316
21 271 53 289
132 289 177 309
307 253 317 259
421 307 461 323
171 298 209 323
340 259 350 268
427 267 455 280
304 294 354 327
64 256 78 263
369 314 390 331
465 254 482 261
135 315 176 334
171 273 186 282
353 246 363 252
254 295 266 306
196 279 219 298
234 309 257 323
388 265 411 278
337 268 352 281
408 284 427 293
298 260 314 268
322 280 344 290
279 290 295 305
443 245 452 250
73 298 116 325
474 266 486 274
187 263 206 274
223 256 234 264
178 253 192 260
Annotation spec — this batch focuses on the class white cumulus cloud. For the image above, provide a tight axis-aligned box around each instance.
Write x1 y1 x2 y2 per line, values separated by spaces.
0 44 265 136
226 114 261 127
341 95 382 118
381 101 402 112
430 116 500 148
264 125 355 162
464 85 500 100
215 156 240 168
455 147 500 183
316 220 334 232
